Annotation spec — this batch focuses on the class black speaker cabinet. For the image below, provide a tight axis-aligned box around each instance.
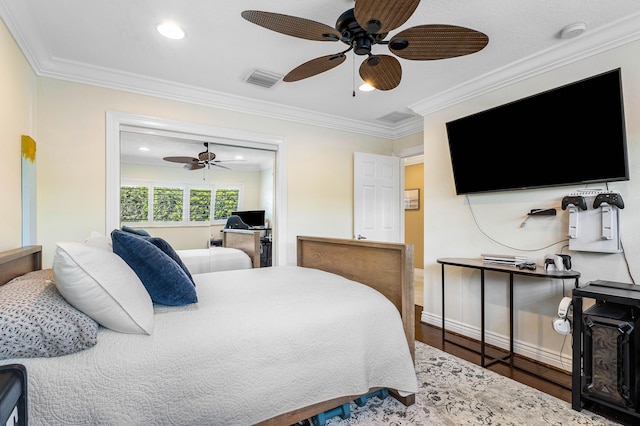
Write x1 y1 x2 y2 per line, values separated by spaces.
583 302 640 410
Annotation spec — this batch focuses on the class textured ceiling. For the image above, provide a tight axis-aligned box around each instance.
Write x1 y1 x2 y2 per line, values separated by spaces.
2 0 640 138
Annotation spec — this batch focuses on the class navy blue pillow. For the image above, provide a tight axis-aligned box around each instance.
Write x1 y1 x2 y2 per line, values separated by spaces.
144 237 195 286
121 225 151 237
111 230 197 306
114 230 195 286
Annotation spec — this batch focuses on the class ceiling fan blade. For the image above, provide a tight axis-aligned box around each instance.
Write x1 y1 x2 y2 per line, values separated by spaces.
389 25 489 60
241 10 341 41
284 53 346 82
359 54 402 91
211 163 231 170
164 156 198 164
354 0 420 34
183 162 204 171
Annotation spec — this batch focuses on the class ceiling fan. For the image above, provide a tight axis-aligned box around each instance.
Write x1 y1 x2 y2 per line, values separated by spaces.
163 143 240 170
241 0 489 91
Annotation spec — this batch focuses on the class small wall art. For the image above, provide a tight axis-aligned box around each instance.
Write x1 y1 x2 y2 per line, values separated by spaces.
404 188 419 210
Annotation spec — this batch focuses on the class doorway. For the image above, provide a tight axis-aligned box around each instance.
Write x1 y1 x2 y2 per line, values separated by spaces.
404 154 424 307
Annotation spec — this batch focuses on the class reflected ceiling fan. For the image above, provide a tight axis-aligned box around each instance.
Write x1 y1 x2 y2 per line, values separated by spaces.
163 143 241 170
241 0 489 91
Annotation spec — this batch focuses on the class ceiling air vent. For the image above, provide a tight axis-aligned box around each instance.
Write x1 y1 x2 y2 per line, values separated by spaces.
244 69 283 89
376 111 416 124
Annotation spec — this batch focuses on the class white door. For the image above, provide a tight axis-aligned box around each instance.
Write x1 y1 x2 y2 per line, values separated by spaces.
354 152 402 242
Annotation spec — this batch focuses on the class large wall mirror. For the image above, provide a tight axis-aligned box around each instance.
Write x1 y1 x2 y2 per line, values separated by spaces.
106 111 287 266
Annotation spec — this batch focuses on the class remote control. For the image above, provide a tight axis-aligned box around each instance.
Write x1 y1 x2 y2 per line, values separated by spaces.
517 262 537 271
593 193 624 209
561 195 587 210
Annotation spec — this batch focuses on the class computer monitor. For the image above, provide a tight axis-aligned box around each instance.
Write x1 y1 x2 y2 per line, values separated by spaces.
231 210 265 228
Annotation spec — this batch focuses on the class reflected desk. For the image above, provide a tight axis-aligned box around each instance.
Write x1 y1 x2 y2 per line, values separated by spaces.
437 258 580 377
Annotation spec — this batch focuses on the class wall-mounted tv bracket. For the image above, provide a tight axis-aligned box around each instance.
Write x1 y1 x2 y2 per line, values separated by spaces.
561 195 588 239
593 192 624 240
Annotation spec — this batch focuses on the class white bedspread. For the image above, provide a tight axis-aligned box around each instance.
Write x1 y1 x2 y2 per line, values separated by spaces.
4 266 417 425
176 246 252 273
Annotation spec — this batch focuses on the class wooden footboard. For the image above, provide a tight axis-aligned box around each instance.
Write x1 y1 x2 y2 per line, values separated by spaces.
257 236 417 425
297 236 415 360
222 229 261 268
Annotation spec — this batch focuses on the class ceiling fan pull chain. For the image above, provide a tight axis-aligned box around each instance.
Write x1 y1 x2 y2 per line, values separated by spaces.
352 52 356 97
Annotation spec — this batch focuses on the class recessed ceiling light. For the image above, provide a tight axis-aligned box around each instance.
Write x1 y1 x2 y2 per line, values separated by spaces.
359 82 375 92
157 21 186 40
235 155 244 160
559 22 587 39
138 146 150 151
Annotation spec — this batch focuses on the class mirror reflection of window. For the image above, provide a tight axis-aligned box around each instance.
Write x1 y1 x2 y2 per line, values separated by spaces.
119 131 275 253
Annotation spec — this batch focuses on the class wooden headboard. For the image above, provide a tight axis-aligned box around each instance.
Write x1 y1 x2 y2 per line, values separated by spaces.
296 236 415 360
0 245 42 285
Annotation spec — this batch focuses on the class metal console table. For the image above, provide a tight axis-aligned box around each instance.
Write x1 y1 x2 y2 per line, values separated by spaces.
438 258 580 377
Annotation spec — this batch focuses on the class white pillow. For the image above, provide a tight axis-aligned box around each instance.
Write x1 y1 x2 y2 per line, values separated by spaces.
52 242 154 335
85 231 112 251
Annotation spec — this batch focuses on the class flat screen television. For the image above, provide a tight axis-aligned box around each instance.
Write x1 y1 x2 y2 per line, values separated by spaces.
445 69 629 195
231 210 265 228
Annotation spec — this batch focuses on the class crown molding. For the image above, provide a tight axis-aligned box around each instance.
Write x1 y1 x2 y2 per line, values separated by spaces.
42 56 426 139
0 1 420 139
410 12 640 117
8 2 638 139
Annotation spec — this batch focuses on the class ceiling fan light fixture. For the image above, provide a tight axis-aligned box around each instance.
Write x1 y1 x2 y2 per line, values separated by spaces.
359 82 376 92
156 21 186 40
354 37 373 55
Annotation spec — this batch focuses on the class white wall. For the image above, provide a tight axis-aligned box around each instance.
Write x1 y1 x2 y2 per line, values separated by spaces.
31 77 395 266
0 19 36 250
260 167 274 226
420 39 640 370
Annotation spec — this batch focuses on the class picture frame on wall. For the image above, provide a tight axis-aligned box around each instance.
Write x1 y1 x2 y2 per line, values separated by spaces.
404 189 420 210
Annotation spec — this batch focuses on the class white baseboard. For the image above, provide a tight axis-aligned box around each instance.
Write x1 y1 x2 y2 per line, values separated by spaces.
420 311 572 372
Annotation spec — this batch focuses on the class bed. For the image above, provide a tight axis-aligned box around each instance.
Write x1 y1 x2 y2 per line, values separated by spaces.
0 236 417 425
166 229 261 273
176 246 253 273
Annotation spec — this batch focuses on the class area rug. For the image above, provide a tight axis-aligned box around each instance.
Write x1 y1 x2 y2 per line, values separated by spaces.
324 341 620 425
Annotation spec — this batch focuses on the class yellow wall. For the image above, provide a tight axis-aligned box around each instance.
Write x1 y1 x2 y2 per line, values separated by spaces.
31 77 401 266
404 163 424 268
2 12 425 266
0 18 37 250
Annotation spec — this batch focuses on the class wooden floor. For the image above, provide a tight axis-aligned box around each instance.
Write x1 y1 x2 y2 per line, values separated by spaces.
414 305 638 425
